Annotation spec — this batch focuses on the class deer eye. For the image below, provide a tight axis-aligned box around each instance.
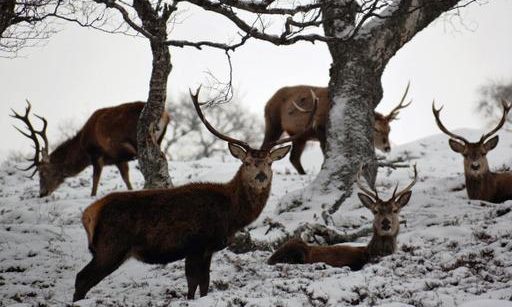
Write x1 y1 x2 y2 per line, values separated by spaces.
244 162 250 166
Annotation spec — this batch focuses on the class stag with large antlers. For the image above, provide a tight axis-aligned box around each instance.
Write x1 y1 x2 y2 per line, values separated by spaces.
261 83 412 174
11 101 170 197
72 88 317 302
268 165 417 268
433 100 512 203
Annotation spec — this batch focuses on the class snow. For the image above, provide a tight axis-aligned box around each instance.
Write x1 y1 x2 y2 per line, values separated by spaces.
1 129 512 306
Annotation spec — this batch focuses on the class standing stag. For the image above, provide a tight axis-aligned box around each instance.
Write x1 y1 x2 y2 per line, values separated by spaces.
11 101 170 197
433 100 512 203
268 165 417 269
72 88 317 302
261 83 412 174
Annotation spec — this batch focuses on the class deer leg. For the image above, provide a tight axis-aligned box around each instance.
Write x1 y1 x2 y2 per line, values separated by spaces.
73 253 126 302
91 157 104 196
198 252 213 297
116 162 132 190
290 139 307 175
185 254 201 299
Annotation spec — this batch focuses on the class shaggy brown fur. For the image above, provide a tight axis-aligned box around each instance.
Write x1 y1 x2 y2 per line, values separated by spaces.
73 144 291 302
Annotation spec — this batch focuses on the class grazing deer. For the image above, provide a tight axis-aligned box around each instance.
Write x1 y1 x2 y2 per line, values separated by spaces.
11 101 170 197
72 88 317 302
268 165 417 269
432 99 512 203
261 83 412 174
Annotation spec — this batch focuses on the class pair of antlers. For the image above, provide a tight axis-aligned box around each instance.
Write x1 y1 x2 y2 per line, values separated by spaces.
10 101 50 177
433 99 512 144
189 86 318 151
356 164 417 202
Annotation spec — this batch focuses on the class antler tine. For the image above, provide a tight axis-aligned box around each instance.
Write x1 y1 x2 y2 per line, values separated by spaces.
480 99 512 143
432 101 469 144
292 100 314 113
33 113 49 160
189 86 251 150
267 89 318 149
393 164 418 200
10 100 42 168
356 164 379 201
386 81 412 120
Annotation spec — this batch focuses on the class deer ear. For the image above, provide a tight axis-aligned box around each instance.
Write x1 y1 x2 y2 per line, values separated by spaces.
228 143 246 160
357 193 375 210
483 135 499 152
396 191 412 208
448 139 465 153
270 145 291 161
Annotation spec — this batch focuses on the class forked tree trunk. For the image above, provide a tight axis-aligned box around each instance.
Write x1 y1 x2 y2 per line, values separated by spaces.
137 38 173 188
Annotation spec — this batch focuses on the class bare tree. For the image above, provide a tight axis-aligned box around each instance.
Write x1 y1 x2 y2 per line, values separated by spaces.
163 92 263 161
476 79 512 129
0 0 62 56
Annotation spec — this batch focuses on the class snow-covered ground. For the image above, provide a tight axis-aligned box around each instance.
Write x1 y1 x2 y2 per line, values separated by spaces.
1 129 512 306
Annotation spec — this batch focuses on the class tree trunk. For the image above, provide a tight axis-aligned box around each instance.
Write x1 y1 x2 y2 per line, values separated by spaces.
137 38 173 188
320 48 381 214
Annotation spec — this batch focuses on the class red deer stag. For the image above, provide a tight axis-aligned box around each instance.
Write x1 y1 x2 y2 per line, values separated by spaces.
261 84 412 174
72 88 317 302
261 83 412 174
11 101 170 197
432 99 512 203
268 165 417 269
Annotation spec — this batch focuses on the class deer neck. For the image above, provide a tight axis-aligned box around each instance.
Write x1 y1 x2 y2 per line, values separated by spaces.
229 169 272 229
48 133 90 177
464 171 494 200
366 232 397 259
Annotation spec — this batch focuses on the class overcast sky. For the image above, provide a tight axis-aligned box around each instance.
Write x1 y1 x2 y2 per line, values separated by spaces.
1 0 512 161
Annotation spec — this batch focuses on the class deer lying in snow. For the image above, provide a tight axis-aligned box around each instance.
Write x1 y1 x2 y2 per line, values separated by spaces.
267 165 417 269
433 99 512 203
11 101 170 197
72 88 318 302
260 83 412 174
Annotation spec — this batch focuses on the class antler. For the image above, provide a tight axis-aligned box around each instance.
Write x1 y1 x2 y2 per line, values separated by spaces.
292 98 315 113
189 86 251 150
10 100 50 177
479 99 512 143
356 164 379 201
265 89 318 149
432 101 469 144
392 164 418 200
386 81 412 121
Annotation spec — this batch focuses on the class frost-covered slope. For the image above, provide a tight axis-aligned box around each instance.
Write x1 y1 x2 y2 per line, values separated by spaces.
0 130 511 306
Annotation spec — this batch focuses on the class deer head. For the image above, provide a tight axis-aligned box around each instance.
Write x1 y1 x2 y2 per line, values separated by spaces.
11 101 61 197
432 99 512 178
375 82 412 152
356 164 417 237
190 87 318 191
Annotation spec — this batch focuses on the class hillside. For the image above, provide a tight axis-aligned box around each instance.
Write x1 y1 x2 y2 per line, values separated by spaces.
0 130 511 306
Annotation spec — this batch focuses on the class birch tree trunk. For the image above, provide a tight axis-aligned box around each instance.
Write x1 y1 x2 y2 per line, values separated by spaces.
137 38 173 188
133 0 174 189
